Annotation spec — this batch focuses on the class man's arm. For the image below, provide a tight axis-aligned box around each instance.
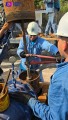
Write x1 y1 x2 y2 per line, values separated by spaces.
41 39 58 55
9 91 52 120
28 98 51 119
17 38 25 57
0 22 12 38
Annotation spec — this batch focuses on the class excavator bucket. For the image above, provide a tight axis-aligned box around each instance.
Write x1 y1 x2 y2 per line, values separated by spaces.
3 0 35 22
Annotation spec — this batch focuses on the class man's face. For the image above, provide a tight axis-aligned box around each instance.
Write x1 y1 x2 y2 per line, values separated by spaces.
29 35 38 41
57 37 66 56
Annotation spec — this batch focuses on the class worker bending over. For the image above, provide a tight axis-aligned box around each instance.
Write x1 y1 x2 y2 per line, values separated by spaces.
17 21 59 82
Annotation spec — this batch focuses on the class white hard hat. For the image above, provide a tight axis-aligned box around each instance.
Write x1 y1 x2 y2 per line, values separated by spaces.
27 22 39 35
57 12 68 37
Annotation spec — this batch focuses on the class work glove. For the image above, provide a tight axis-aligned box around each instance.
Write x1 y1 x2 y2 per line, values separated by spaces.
55 51 65 63
56 51 60 57
9 91 35 104
20 51 26 58
52 51 60 57
56 57 65 63
52 51 63 63
55 51 61 63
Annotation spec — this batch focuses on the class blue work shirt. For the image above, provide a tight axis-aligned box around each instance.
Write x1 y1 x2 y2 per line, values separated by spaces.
54 0 60 11
43 0 54 13
28 62 68 120
17 35 58 71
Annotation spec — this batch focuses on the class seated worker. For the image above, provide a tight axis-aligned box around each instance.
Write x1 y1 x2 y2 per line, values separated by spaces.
17 21 59 82
13 12 68 120
0 22 32 120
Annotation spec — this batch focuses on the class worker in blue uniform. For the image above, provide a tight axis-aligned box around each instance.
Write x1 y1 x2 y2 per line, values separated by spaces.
14 12 68 120
17 21 59 82
43 0 60 35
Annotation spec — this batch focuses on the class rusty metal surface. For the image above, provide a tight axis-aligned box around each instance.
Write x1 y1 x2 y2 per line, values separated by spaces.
19 70 41 94
6 11 35 22
3 0 35 22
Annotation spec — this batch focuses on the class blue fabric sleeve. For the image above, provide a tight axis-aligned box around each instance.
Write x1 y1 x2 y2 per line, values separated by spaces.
17 36 29 57
28 98 53 120
28 63 68 120
17 38 24 57
49 44 58 55
41 39 58 55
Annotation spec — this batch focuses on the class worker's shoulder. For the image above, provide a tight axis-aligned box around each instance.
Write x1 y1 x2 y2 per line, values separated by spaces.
38 36 47 43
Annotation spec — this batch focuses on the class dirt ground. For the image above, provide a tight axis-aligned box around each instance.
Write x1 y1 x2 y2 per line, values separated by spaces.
42 67 56 82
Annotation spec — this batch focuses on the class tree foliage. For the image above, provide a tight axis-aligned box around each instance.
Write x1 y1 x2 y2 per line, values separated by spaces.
34 0 68 12
34 0 43 9
60 0 68 12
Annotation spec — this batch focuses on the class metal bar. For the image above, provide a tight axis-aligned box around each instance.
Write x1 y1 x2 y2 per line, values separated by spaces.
30 60 56 65
21 21 30 80
25 53 56 59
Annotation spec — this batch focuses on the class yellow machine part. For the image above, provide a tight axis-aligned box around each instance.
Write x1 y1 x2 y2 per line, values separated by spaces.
0 83 10 112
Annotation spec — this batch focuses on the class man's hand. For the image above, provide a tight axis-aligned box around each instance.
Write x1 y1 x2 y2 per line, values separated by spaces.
9 92 34 104
0 22 12 38
56 51 60 57
2 22 12 32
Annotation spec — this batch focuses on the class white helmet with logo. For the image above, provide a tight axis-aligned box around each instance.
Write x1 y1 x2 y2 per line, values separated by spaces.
27 22 39 35
57 12 68 37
